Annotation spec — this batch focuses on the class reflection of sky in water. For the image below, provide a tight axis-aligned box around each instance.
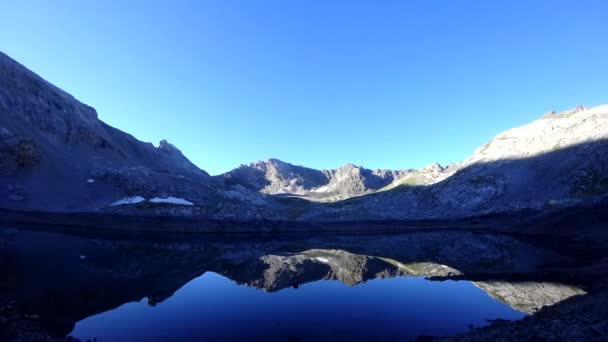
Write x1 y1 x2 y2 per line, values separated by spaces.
71 272 527 342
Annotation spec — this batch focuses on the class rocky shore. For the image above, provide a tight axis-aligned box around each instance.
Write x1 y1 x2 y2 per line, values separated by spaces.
436 280 608 341
0 302 78 342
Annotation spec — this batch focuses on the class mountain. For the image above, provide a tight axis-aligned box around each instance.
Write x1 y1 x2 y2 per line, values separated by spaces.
222 105 608 222
0 51 220 212
300 105 608 221
223 158 456 201
223 158 328 196
1 50 607 227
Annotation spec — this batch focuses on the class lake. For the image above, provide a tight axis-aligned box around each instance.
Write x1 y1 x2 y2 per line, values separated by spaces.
0 227 586 341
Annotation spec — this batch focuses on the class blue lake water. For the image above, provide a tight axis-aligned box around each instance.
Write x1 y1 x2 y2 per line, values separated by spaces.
3 228 583 341
70 272 526 341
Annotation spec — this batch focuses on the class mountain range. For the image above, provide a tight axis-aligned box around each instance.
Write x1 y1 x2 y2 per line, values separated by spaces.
1 50 607 229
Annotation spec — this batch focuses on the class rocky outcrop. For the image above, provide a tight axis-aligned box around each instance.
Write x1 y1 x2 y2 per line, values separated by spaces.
317 164 407 199
0 127 40 175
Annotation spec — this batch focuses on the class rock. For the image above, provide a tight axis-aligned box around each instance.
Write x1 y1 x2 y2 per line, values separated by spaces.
158 139 182 155
0 130 41 175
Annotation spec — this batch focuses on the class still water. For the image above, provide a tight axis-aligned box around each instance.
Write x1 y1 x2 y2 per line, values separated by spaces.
71 272 525 341
0 228 585 341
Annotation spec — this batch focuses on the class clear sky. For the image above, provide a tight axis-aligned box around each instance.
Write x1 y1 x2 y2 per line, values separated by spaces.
1 1 607 175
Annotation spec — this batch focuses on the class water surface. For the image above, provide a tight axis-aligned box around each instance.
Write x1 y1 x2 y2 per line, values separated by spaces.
0 227 586 341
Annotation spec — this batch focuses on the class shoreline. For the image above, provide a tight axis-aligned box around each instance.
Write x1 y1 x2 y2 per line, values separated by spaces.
1 199 607 242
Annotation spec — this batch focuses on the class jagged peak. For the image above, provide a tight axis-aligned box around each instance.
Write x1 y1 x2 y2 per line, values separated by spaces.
157 139 183 155
421 162 444 172
265 157 289 165
337 163 364 171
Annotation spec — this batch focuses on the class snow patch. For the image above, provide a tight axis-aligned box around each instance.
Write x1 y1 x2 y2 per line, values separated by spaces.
111 196 145 206
315 257 330 263
150 197 194 206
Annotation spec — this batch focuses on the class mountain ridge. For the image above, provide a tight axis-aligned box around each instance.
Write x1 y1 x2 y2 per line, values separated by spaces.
0 51 217 212
222 157 443 201
1 50 607 226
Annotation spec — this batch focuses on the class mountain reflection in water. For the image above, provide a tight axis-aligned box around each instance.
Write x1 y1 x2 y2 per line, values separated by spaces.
0 228 586 341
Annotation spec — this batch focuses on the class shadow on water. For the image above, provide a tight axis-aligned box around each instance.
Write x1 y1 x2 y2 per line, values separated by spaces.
0 226 600 341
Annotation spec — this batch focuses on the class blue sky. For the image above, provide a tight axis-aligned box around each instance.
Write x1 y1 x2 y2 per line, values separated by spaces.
1 1 607 175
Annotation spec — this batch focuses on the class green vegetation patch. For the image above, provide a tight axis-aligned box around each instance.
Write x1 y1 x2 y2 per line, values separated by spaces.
378 175 420 192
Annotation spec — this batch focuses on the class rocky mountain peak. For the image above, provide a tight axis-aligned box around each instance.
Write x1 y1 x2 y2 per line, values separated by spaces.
158 139 183 155
421 162 444 173
266 157 284 164
340 163 359 169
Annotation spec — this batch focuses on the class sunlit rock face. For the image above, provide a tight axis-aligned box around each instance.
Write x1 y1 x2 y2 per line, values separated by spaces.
222 157 462 202
222 158 432 201
464 105 608 165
